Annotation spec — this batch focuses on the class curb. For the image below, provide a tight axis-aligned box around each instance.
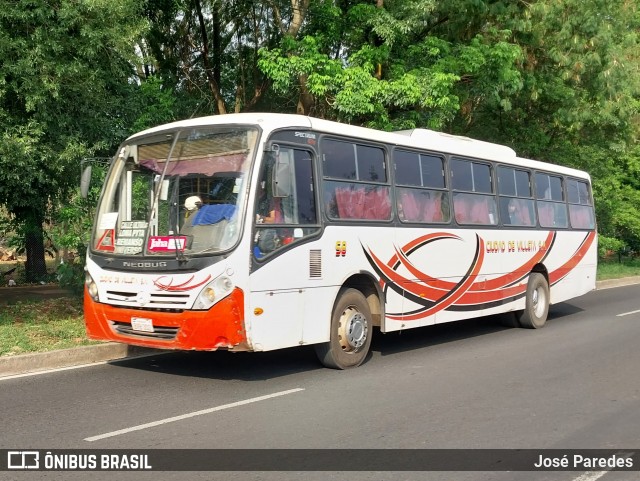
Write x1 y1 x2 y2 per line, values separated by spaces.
0 343 165 379
595 276 640 291
1 277 639 378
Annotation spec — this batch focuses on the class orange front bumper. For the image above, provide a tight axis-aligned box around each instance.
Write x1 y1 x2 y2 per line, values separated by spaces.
84 287 247 350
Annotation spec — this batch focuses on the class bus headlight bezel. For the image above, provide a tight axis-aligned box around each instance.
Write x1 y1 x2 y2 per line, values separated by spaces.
85 272 99 301
193 275 234 310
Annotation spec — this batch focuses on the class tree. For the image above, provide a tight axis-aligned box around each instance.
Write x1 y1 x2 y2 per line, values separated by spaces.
0 0 147 281
140 0 284 116
258 0 523 129
459 0 640 249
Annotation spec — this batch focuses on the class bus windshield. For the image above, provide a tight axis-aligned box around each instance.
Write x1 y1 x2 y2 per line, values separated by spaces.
92 125 259 257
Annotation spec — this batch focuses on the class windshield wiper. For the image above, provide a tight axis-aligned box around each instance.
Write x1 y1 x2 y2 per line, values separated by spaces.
142 131 183 257
168 176 188 262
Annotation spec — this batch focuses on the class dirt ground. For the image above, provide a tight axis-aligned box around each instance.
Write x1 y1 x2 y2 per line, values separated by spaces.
0 284 75 305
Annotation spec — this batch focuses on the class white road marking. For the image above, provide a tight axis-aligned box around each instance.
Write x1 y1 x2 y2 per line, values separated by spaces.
0 352 164 381
85 388 305 442
571 452 635 481
0 361 112 381
572 471 608 481
616 309 640 317
573 471 609 481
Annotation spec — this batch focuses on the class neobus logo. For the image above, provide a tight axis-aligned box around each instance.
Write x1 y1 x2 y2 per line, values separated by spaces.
122 261 168 268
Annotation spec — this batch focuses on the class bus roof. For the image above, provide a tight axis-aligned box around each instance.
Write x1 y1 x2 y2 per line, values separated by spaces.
128 113 590 181
513 157 591 181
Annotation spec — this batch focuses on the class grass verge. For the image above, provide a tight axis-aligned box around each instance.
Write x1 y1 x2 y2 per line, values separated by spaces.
596 257 640 280
0 297 100 356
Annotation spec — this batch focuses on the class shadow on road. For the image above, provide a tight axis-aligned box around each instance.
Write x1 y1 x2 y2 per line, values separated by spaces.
108 345 323 381
371 302 585 357
107 302 585 380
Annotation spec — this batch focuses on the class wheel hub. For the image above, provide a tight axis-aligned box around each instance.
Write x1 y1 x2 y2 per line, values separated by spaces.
533 287 545 317
338 307 368 352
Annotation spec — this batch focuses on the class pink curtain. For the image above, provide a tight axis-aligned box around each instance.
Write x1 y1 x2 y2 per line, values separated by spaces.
538 203 554 227
423 194 443 222
335 187 365 219
399 190 420 221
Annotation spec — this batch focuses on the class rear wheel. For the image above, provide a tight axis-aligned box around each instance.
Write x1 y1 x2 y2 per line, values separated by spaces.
315 288 373 369
517 272 550 329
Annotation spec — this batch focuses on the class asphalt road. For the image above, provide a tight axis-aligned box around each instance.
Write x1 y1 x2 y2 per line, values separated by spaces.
2 284 640 481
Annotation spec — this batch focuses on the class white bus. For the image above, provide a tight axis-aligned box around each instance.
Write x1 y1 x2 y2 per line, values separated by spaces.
84 113 597 369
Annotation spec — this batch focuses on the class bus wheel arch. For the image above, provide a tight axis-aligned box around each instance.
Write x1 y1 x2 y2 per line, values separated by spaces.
314 273 382 369
517 267 550 329
343 272 384 327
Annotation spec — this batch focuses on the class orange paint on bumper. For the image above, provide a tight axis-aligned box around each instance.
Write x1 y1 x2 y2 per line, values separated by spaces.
84 287 247 350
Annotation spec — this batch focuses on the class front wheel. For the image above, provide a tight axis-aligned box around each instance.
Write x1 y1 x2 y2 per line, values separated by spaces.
517 272 550 329
314 288 373 369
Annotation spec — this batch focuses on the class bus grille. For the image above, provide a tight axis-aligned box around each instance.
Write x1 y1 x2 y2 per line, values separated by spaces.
105 290 190 308
110 321 179 340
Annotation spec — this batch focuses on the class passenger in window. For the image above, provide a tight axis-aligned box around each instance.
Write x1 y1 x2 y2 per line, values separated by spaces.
507 199 519 225
254 180 284 257
180 195 202 233
507 198 533 226
184 195 202 218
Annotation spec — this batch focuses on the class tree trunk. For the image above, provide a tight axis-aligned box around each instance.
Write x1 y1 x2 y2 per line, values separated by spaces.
287 0 310 36
297 74 315 115
23 210 47 283
194 0 227 114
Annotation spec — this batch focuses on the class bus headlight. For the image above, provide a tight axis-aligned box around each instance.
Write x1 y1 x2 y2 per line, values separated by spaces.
85 272 99 301
193 275 234 310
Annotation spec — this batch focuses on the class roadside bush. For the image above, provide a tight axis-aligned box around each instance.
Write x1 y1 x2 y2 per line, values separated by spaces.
56 255 86 295
598 235 626 259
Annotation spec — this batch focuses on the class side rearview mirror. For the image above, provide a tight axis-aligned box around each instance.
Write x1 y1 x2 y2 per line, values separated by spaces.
80 164 92 199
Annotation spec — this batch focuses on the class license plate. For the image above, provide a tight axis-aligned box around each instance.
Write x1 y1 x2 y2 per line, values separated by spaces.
131 317 154 333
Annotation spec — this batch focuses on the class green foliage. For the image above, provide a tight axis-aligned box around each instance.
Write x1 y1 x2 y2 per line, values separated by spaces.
131 76 179 132
48 161 108 290
56 258 86 295
0 123 51 214
258 0 523 129
598 235 626 259
1 0 640 274
0 0 147 279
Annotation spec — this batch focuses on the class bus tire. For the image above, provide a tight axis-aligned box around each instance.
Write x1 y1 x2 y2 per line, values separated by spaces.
314 288 373 369
517 273 549 329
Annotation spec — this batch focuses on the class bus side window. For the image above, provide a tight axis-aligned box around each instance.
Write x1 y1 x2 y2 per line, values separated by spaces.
536 172 568 229
569 205 594 229
454 192 496 225
567 179 595 229
254 148 320 258
323 139 390 221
